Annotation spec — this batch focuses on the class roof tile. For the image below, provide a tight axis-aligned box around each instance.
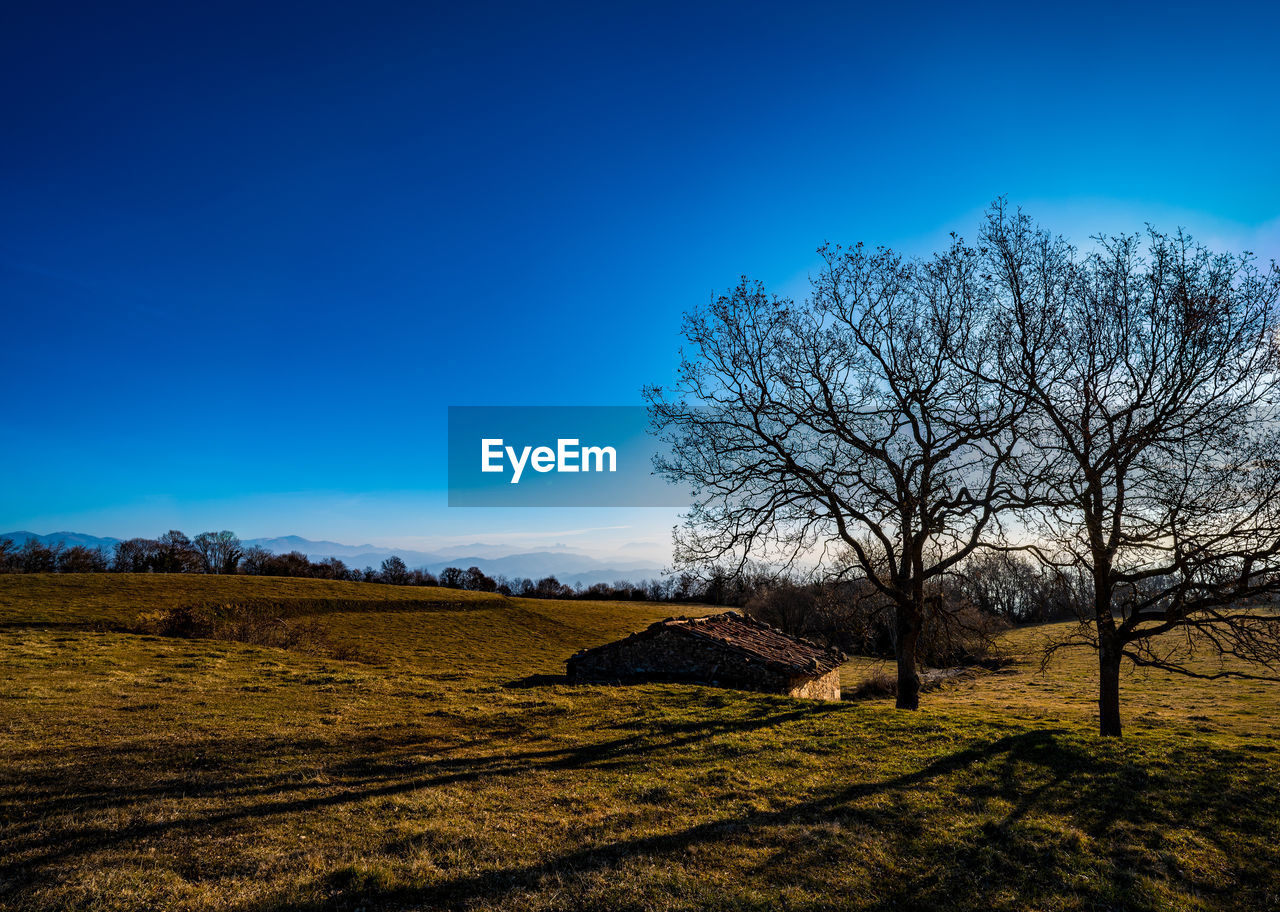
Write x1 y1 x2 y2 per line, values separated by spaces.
662 612 844 675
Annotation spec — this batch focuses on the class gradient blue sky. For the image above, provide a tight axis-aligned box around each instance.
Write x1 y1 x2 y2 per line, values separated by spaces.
3 0 1279 557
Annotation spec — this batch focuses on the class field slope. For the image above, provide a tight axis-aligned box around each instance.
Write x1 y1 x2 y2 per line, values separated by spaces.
1 574 1278 911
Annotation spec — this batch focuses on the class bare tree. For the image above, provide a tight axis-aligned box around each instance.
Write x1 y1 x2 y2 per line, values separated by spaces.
57 545 109 573
983 202 1280 736
647 236 1026 708
744 579 819 638
463 566 497 592
192 531 243 574
315 556 350 580
112 538 158 573
239 546 273 575
17 538 61 573
380 555 409 585
958 552 1082 624
535 576 569 598
154 530 198 573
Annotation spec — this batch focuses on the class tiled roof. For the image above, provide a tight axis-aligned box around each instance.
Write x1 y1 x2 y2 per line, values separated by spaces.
570 611 844 676
662 612 844 675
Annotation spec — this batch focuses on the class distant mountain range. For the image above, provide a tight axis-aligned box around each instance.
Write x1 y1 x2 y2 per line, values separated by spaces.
1 530 122 551
0 531 668 587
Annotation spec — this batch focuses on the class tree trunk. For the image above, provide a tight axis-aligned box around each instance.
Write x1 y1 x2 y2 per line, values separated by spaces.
1098 638 1122 737
895 605 922 710
1091 552 1123 737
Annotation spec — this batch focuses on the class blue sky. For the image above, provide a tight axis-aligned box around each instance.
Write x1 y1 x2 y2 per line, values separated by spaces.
3 0 1279 557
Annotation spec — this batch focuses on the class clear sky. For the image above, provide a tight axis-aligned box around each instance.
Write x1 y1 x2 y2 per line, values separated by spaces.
3 0 1278 556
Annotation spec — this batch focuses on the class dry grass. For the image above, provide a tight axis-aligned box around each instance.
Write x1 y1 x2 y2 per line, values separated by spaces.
0 573 506 628
1 574 1278 911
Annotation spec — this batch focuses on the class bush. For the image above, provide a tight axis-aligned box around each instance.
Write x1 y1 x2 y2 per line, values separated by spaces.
136 603 215 638
847 669 898 700
131 603 362 660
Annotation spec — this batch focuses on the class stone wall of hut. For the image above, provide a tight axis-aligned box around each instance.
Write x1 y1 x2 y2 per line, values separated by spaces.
787 669 841 701
568 629 839 700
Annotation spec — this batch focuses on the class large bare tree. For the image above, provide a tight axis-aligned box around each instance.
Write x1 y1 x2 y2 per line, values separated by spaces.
982 202 1280 736
192 530 243 575
646 238 1025 708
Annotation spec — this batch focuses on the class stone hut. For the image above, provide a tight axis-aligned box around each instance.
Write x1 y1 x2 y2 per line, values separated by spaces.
566 611 844 701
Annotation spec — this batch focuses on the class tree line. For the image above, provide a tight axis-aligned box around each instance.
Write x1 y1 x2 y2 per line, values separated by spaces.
0 528 1082 636
0 531 698 602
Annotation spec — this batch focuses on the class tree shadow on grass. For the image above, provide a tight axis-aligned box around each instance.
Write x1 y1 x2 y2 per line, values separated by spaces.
503 673 569 688
253 729 1277 912
0 699 844 888
5 707 1277 912
260 730 1074 911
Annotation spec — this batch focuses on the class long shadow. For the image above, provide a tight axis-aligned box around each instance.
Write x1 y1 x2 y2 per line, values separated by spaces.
0 700 844 882
0 620 127 631
256 730 1074 912
7 708 1276 911
3 699 827 827
251 729 1277 912
503 673 568 688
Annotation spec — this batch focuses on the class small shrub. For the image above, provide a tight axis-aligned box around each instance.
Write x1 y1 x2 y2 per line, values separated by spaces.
130 603 365 660
847 669 897 700
135 604 215 638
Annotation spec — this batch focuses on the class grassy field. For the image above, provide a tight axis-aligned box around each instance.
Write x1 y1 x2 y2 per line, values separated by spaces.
2 575 1278 911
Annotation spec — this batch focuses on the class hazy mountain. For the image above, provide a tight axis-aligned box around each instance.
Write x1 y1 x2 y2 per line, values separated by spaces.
0 531 120 551
238 536 447 568
3 531 667 583
241 535 390 558
427 543 531 560
556 569 666 588
422 551 663 579
237 538 665 580
337 551 448 570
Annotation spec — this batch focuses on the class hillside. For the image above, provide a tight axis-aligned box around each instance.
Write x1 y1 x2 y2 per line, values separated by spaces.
1 574 1278 911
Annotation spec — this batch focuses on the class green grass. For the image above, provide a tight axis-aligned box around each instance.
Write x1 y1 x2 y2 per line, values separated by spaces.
1 574 1278 911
